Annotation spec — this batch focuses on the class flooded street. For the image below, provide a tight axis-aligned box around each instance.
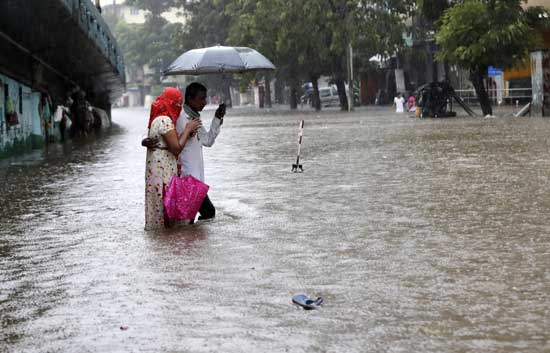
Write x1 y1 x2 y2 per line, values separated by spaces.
1 107 549 352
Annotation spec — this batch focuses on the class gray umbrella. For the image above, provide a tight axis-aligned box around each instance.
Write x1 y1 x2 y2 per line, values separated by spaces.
163 45 276 76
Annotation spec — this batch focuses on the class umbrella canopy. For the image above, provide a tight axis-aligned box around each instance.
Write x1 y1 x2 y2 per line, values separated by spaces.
163 46 276 76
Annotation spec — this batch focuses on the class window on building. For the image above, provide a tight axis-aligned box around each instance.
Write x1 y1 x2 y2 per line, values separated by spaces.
130 7 139 15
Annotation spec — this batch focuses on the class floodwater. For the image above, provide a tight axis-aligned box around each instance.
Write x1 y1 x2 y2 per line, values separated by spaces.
1 106 549 353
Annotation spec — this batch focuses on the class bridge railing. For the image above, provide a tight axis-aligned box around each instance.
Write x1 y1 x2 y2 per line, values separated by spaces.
61 0 125 80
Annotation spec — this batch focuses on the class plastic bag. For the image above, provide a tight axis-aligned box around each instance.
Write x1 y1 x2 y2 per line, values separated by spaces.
163 175 209 221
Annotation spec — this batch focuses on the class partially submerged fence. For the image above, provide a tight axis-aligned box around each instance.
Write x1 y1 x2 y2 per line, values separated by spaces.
454 88 532 107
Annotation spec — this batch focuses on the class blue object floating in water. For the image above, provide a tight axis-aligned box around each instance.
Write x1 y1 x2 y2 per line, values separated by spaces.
292 293 323 310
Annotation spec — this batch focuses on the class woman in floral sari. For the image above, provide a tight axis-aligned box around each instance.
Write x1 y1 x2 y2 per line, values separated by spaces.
144 87 201 230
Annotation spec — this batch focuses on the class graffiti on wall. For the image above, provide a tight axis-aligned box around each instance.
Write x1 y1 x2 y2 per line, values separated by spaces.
0 73 43 152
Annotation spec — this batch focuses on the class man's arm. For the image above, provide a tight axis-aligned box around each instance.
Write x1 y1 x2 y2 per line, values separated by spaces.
199 105 225 147
198 117 221 147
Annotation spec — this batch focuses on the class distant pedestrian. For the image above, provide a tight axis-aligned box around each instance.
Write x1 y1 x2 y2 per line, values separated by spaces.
143 87 201 230
39 94 53 142
393 93 405 113
407 94 416 112
176 82 226 222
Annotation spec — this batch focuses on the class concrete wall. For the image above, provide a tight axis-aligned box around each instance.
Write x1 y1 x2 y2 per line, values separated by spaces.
0 73 44 158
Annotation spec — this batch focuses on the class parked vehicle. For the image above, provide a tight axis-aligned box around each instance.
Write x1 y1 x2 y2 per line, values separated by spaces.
300 88 314 105
319 86 340 107
319 85 359 107
301 84 360 108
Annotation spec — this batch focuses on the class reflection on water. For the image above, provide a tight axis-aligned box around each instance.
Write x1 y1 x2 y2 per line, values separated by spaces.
1 107 549 352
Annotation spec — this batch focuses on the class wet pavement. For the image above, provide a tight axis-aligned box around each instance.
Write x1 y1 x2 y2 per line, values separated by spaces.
1 106 549 352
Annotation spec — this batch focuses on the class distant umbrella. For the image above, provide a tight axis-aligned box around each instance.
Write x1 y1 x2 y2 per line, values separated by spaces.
163 46 276 76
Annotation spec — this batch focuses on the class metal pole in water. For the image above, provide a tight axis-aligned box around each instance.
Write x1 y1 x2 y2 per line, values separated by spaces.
291 120 304 172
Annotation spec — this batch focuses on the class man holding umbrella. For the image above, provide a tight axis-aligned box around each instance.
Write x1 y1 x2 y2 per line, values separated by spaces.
176 82 225 221
149 45 274 222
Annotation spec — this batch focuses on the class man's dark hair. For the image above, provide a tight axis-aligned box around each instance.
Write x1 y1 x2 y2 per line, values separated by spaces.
185 82 207 104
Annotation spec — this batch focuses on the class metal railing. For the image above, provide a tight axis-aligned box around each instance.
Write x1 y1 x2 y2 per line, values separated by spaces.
60 0 125 78
454 88 532 106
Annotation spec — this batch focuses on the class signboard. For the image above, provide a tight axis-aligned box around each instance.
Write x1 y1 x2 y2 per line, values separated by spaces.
488 66 503 77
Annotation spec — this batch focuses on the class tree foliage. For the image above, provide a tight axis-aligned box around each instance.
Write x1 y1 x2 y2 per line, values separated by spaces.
124 0 179 16
114 17 183 83
225 0 410 109
435 0 549 115
112 0 419 109
178 0 233 48
417 0 453 24
436 0 544 71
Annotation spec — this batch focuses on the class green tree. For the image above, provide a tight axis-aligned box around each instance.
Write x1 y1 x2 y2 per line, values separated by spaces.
114 17 183 84
413 0 454 82
227 0 282 108
179 0 233 48
115 21 147 72
436 0 549 115
124 0 179 16
171 0 237 106
417 0 453 23
168 0 411 110
324 0 413 110
228 0 410 110
275 0 332 110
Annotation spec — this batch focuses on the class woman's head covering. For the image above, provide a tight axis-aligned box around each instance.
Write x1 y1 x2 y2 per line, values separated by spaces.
148 87 183 128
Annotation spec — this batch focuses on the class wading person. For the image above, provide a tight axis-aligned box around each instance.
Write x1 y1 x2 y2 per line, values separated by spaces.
407 94 416 112
176 82 226 222
144 87 201 230
393 93 405 113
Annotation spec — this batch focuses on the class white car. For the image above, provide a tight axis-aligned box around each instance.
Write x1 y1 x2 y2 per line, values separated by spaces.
318 85 359 107
319 86 340 107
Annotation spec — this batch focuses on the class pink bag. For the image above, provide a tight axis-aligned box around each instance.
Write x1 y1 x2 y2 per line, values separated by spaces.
163 175 209 221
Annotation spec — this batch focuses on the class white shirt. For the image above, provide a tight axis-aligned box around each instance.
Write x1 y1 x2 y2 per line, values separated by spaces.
394 97 405 113
175 105 222 182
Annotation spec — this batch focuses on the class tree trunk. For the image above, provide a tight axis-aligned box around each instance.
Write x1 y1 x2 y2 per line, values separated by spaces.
264 73 272 108
470 68 492 116
274 78 284 104
311 75 321 111
335 77 348 111
331 56 348 110
139 84 145 106
425 42 434 84
289 80 299 110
